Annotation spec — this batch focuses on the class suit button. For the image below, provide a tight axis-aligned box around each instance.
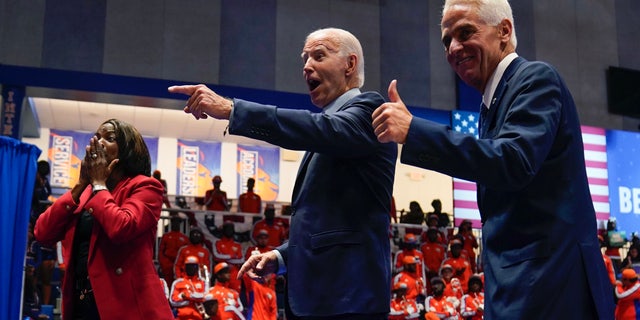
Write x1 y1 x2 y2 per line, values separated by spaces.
88 208 94 214
65 205 71 210
115 268 123 275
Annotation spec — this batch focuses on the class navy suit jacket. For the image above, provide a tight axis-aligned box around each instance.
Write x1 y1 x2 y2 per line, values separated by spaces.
229 91 397 317
401 57 614 319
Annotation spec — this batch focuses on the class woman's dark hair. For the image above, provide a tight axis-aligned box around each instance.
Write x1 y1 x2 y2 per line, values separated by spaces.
102 118 151 177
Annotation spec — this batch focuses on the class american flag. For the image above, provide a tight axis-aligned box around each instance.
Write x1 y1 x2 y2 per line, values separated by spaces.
450 111 610 228
451 111 481 228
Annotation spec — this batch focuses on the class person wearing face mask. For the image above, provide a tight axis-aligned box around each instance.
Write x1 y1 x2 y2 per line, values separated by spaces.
34 118 174 319
425 277 459 320
212 222 244 293
250 205 287 247
175 228 213 280
170 256 209 320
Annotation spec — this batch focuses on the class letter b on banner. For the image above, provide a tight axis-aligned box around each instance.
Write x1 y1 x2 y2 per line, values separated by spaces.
619 186 640 214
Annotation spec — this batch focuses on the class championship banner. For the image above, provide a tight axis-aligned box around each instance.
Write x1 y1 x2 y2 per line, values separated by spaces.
176 139 221 197
48 129 93 188
606 129 640 235
236 144 280 201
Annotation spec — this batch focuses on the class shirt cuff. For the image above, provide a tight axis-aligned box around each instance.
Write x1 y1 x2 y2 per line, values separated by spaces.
272 249 287 275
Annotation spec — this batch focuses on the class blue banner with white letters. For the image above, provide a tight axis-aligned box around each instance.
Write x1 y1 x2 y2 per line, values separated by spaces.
607 129 640 235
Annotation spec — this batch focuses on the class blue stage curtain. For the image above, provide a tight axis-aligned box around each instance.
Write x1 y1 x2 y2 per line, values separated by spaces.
0 136 41 320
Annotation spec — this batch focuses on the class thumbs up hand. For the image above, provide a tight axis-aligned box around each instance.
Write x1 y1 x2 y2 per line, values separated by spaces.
371 80 413 144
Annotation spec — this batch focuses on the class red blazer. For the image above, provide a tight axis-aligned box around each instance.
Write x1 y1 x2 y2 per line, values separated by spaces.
34 175 173 319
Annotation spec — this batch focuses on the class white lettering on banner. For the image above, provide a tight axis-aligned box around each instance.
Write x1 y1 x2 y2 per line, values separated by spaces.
619 186 640 214
180 146 199 196
240 150 258 193
51 136 73 187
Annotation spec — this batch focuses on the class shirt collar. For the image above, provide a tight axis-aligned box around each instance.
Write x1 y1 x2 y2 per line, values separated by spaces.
482 52 518 109
322 88 361 114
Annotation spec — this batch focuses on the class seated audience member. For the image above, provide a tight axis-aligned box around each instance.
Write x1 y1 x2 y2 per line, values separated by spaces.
460 274 484 320
400 201 425 225
425 199 451 229
440 264 463 310
159 216 189 285
421 227 447 283
393 256 426 303
423 214 447 245
615 269 640 320
251 204 286 247
394 233 425 279
621 245 640 273
442 240 472 294
238 177 262 213
170 256 208 320
208 262 245 320
389 282 420 320
455 219 479 273
425 277 459 320
175 228 213 280
213 222 244 292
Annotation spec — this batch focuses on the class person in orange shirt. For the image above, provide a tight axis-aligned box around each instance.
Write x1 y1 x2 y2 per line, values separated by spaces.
207 262 245 320
425 277 459 320
420 227 447 283
389 282 420 320
204 175 230 211
244 229 277 293
251 205 286 247
599 235 617 286
423 214 447 245
238 177 262 214
213 222 244 292
441 239 471 294
393 256 426 303
615 269 640 320
460 274 484 320
394 233 426 280
456 219 479 273
439 264 463 309
170 256 209 320
175 228 213 280
159 216 190 285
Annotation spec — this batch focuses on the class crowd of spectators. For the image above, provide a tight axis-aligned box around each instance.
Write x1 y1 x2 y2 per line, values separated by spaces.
29 174 640 320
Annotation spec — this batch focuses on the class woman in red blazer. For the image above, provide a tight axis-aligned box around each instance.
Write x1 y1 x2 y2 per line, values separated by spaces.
35 119 174 319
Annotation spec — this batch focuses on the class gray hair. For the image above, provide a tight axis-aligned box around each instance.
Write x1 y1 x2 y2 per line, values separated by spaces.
306 28 365 87
443 0 518 49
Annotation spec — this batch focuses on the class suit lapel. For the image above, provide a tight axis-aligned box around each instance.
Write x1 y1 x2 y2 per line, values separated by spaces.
480 57 527 138
291 151 314 201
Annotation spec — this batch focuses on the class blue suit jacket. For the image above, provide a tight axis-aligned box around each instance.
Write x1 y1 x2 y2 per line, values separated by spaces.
401 57 614 319
229 91 397 317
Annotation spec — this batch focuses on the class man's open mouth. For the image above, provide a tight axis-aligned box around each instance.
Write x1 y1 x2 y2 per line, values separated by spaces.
307 79 321 91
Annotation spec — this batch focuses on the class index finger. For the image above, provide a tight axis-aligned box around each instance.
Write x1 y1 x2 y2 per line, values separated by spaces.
168 85 199 96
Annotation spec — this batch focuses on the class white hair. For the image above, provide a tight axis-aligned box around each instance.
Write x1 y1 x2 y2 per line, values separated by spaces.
443 0 518 49
306 28 365 87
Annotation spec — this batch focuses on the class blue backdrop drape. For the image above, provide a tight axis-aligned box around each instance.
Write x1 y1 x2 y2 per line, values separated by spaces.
0 136 41 320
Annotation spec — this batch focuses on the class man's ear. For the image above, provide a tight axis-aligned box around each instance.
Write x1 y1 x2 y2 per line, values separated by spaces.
345 54 357 76
498 18 513 43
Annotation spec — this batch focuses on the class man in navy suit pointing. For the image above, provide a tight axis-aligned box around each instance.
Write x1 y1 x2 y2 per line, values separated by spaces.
372 0 615 318
170 28 396 319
